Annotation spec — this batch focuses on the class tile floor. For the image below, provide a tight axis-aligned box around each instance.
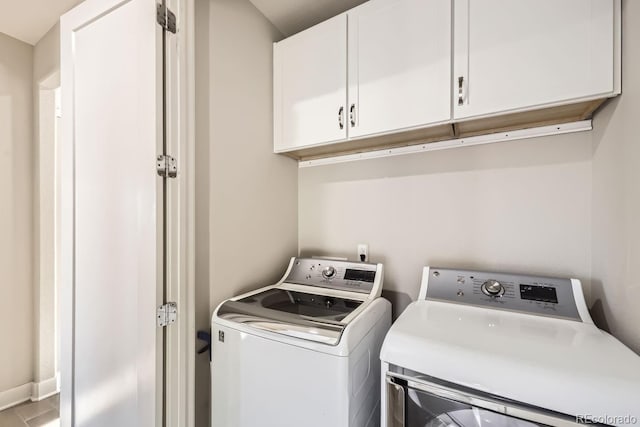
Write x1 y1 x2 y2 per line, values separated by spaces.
0 394 59 427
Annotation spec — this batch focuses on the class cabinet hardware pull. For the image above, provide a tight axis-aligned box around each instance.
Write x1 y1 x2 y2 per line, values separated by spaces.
338 106 344 129
350 104 356 127
458 76 464 106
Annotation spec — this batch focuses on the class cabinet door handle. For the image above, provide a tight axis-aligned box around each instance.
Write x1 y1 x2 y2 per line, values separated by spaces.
338 106 344 129
458 76 465 106
349 104 356 127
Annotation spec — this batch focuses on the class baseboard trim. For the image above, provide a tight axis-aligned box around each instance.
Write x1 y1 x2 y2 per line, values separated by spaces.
31 374 60 401
0 383 32 411
0 374 60 411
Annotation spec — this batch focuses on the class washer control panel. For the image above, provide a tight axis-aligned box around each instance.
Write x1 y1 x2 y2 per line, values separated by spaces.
285 258 378 294
425 268 581 321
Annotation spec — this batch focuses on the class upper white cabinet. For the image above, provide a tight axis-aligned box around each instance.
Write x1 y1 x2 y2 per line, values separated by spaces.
348 0 451 138
274 0 620 158
274 15 347 152
274 0 452 153
453 0 618 120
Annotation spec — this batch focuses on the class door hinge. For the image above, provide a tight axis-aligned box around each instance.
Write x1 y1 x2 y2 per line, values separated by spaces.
156 3 177 34
156 154 177 178
157 302 178 327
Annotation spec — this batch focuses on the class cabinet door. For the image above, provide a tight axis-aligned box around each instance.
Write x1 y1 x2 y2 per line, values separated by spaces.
454 0 615 120
274 15 347 151
348 0 452 138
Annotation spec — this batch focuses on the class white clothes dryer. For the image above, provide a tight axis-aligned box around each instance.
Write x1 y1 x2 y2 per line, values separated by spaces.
212 257 392 427
381 267 640 427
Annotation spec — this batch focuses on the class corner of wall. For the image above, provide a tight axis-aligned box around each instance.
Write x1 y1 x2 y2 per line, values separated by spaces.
589 0 640 353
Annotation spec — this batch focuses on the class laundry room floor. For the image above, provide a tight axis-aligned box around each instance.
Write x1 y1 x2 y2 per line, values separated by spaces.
0 394 59 427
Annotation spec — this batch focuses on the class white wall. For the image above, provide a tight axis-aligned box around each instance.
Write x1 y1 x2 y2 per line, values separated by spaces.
0 32 34 401
207 0 297 306
195 0 298 425
299 132 593 315
590 0 640 353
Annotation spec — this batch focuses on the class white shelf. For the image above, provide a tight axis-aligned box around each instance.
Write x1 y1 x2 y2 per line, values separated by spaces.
299 120 592 168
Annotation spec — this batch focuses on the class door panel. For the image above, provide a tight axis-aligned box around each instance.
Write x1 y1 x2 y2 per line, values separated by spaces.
348 0 452 138
62 0 162 425
454 0 614 119
274 14 348 151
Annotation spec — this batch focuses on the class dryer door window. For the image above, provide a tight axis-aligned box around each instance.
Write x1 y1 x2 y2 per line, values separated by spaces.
386 376 582 427
405 389 539 427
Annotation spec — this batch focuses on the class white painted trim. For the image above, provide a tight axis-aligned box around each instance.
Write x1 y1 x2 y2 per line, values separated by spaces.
164 0 196 426
184 0 196 426
31 374 61 402
59 8 75 427
0 375 60 411
34 82 60 412
299 120 592 168
0 384 32 412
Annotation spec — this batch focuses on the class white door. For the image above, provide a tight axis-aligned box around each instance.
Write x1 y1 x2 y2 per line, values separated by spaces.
60 0 163 425
453 0 615 120
348 0 452 138
274 14 348 151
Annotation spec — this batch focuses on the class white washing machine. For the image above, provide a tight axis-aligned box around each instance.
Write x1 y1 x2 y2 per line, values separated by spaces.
381 267 640 427
212 257 392 427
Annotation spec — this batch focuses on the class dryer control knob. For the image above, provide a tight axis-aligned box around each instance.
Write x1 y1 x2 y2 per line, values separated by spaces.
322 266 336 279
481 279 505 297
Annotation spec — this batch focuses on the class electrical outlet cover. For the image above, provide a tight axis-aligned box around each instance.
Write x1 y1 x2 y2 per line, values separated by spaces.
357 244 369 262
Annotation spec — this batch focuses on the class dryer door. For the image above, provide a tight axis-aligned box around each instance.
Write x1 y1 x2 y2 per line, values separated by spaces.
386 375 584 427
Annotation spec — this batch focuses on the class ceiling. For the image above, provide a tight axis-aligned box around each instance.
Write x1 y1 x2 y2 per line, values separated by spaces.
0 0 368 45
0 0 84 45
249 0 368 38
1 0 367 45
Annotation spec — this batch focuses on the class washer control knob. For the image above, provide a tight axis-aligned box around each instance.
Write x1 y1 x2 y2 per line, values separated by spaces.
322 266 337 279
481 279 505 297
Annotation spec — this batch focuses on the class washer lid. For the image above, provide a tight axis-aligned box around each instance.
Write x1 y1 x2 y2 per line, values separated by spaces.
216 288 363 345
381 300 640 422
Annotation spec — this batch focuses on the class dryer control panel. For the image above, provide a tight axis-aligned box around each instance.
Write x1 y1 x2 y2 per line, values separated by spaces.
285 258 379 295
424 268 583 321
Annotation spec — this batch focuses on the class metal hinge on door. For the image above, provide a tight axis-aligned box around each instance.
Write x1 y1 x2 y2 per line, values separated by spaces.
157 302 178 327
157 154 177 178
156 3 177 34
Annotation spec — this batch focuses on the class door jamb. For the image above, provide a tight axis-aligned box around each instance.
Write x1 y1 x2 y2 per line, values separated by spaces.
34 71 61 403
164 0 196 426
